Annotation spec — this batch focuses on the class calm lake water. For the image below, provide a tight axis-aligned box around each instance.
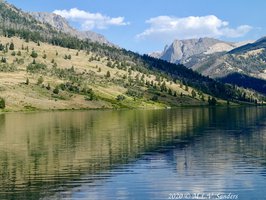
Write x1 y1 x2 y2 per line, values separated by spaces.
0 107 265 200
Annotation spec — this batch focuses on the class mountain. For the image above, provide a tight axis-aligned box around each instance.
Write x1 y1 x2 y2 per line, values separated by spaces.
229 36 266 54
152 38 252 65
192 37 266 79
184 37 266 95
150 37 266 95
0 1 264 111
30 12 113 46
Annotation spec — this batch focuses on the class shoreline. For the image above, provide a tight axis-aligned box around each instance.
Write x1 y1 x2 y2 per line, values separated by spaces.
0 103 262 114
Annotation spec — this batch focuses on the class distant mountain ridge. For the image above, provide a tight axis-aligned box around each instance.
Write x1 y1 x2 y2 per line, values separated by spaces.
191 36 266 79
30 12 114 46
149 37 266 95
151 38 253 65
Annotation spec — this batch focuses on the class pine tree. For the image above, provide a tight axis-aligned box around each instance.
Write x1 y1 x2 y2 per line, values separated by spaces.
168 88 172 95
191 90 197 98
0 97 5 109
9 42 14 50
25 78 29 85
106 71 111 78
1 57 6 63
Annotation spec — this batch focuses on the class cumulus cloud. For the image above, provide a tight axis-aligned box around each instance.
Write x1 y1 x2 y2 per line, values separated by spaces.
53 8 129 30
137 15 252 41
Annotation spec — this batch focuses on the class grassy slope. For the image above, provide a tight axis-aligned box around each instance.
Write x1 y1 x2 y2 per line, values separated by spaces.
0 36 221 111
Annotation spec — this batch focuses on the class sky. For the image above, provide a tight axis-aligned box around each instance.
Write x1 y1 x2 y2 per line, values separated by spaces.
6 0 266 54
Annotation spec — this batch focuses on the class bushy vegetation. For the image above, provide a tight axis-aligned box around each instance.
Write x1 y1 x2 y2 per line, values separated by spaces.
30 51 38 58
27 63 47 73
0 63 16 72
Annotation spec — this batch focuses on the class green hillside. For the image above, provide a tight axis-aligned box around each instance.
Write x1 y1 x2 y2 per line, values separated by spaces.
0 1 264 111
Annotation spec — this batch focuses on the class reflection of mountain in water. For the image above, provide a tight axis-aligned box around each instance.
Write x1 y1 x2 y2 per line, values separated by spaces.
0 107 266 199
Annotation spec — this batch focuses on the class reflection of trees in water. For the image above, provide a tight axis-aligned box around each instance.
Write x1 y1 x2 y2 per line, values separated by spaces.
0 114 5 134
158 107 266 178
0 107 265 199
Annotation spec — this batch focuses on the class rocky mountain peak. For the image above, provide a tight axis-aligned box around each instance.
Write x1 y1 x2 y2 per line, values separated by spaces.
30 12 113 46
152 37 253 65
159 37 222 63
30 12 70 32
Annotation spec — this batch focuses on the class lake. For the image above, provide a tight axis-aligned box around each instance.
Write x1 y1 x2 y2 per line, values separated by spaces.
0 107 265 200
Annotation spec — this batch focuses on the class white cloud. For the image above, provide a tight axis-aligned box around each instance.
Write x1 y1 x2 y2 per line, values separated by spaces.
53 8 129 30
137 15 252 41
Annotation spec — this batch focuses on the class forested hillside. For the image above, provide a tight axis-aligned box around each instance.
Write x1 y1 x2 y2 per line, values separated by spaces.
0 1 264 111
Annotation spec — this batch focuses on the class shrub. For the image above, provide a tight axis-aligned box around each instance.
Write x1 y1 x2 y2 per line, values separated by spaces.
151 95 158 101
126 88 143 98
53 86 60 94
107 61 112 67
37 76 44 85
31 51 38 58
116 95 126 101
27 63 47 73
16 58 24 64
46 83 51 90
85 91 97 101
0 63 17 72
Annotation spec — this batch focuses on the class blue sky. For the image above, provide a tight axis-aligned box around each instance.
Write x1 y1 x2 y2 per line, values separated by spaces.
6 0 266 53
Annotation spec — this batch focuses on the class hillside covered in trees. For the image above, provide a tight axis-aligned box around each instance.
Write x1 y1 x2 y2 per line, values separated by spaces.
0 1 264 111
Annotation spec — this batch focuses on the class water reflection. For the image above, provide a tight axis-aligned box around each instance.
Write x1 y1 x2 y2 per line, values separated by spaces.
0 107 265 200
